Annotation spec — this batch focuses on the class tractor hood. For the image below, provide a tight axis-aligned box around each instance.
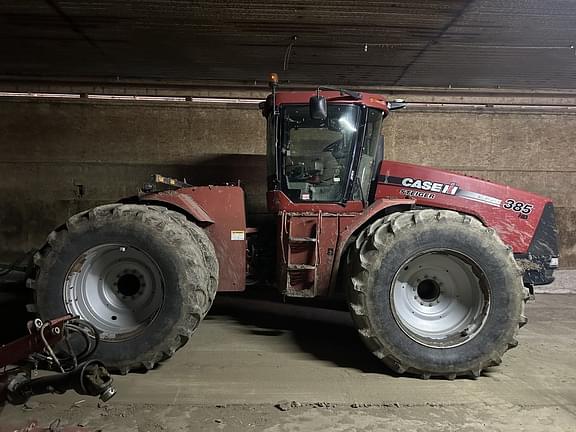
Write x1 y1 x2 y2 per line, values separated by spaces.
374 161 559 274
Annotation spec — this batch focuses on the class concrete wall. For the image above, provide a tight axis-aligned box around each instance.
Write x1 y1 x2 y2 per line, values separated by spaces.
0 99 267 262
0 98 574 267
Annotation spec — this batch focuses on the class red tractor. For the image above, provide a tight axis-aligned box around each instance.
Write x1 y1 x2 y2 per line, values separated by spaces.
29 76 559 379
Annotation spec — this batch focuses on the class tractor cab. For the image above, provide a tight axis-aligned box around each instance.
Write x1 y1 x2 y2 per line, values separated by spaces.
260 80 408 297
261 82 404 210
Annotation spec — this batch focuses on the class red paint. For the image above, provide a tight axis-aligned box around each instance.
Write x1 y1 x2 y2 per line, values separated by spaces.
267 190 364 213
278 213 339 296
141 186 246 292
274 90 389 112
375 161 551 254
329 199 415 294
273 190 414 296
142 190 214 224
139 163 550 296
336 198 415 237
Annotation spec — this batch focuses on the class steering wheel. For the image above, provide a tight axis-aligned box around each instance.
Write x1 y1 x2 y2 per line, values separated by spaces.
322 139 340 153
322 139 347 160
286 164 308 181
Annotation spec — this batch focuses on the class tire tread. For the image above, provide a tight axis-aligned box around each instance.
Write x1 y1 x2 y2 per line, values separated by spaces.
347 209 525 379
28 204 218 373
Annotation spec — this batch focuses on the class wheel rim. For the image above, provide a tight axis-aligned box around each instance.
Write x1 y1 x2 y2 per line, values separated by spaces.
390 250 490 348
63 244 165 341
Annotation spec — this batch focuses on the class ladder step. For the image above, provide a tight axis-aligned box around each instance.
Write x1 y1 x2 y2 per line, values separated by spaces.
287 264 316 270
289 237 317 243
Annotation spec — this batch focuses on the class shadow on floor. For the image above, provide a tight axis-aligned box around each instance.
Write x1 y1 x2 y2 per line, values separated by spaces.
0 273 391 376
207 293 391 375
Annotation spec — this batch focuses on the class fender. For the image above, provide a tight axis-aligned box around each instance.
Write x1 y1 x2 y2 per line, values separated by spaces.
330 198 415 293
138 186 247 292
140 190 214 224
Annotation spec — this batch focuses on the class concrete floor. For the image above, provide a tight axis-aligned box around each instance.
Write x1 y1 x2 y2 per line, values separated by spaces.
1 294 575 431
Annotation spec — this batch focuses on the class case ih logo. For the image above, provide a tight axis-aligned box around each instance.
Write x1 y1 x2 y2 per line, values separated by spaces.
400 177 460 195
380 175 503 208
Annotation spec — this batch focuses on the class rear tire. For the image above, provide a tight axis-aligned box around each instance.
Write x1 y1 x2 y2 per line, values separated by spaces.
29 204 218 374
346 209 525 379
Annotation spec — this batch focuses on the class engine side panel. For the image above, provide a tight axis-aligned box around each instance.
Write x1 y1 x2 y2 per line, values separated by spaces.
375 161 552 254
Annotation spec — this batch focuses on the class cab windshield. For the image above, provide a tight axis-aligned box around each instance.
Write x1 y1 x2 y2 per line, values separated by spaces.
280 104 360 202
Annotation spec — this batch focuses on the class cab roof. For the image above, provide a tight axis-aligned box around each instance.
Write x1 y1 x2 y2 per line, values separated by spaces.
273 90 389 112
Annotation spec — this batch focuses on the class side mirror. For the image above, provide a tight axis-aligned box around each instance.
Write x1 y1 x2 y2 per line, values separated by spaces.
387 99 407 111
309 95 327 120
259 95 274 118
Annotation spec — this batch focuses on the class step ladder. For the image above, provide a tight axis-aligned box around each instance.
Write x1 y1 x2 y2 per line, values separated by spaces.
282 211 322 297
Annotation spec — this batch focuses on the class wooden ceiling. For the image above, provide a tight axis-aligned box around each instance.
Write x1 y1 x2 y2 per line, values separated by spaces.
1 1 575 89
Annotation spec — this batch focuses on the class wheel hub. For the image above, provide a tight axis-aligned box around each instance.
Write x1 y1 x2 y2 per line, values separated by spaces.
417 279 441 302
116 272 144 298
390 250 490 348
63 244 165 341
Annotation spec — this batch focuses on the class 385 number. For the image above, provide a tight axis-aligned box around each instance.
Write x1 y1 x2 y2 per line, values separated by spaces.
503 199 533 215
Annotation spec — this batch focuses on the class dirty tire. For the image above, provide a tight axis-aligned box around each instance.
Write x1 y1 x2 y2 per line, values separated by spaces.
346 209 525 379
29 204 218 374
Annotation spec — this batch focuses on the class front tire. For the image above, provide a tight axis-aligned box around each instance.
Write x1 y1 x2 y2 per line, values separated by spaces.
29 204 218 374
346 209 525 379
